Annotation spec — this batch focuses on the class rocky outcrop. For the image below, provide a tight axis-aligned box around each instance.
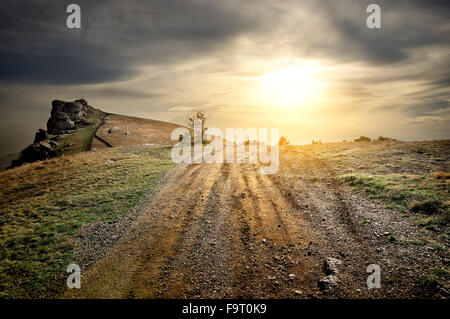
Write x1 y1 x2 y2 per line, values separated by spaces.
47 99 88 134
9 99 93 168
9 129 62 168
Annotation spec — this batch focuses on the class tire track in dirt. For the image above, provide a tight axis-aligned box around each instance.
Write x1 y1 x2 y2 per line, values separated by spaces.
148 163 236 298
228 163 321 298
267 151 375 297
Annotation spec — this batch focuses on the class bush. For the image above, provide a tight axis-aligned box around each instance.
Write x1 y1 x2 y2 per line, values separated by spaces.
377 136 395 141
354 136 371 142
279 136 290 145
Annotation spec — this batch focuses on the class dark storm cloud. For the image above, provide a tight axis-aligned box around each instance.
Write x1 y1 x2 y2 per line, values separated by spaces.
0 0 448 83
0 0 259 84
0 51 131 84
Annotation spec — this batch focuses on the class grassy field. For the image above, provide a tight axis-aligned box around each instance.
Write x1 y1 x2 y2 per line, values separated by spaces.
0 145 174 298
57 107 106 156
304 140 450 241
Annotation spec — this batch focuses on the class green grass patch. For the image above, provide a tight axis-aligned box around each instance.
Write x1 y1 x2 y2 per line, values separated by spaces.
416 276 440 292
0 145 174 298
339 173 449 235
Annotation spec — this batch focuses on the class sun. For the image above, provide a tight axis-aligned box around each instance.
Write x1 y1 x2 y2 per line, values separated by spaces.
256 64 325 109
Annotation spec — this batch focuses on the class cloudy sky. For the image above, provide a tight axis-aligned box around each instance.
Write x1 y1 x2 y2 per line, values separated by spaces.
0 0 449 155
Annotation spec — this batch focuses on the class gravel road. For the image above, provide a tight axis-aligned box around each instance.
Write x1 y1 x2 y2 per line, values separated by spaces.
66 150 449 298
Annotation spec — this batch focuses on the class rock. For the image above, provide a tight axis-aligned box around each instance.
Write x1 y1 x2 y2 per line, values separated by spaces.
288 274 296 280
318 275 339 290
9 159 22 168
20 143 52 163
51 100 86 121
108 128 115 133
47 111 75 134
294 290 302 295
383 232 391 236
323 257 342 275
75 99 88 107
9 99 95 168
47 99 88 134
39 141 52 150
33 129 49 143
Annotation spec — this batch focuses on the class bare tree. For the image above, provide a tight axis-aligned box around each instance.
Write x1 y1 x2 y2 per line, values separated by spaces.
187 110 209 143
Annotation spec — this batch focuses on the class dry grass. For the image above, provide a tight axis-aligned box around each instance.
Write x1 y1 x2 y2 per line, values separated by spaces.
315 140 450 239
93 114 187 149
432 171 450 180
280 140 449 240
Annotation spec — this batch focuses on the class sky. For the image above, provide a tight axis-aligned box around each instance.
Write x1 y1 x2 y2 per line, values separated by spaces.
0 0 449 155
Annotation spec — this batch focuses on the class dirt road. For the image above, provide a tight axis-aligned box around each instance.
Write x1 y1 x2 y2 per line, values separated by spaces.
66 149 448 298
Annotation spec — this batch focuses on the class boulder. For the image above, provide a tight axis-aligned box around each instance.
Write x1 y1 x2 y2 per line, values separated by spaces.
20 143 50 163
38 141 52 151
47 111 75 134
49 140 59 147
63 101 85 121
33 129 49 143
47 99 89 134
75 99 88 107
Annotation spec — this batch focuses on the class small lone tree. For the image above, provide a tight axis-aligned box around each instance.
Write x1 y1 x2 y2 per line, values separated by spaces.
187 110 209 143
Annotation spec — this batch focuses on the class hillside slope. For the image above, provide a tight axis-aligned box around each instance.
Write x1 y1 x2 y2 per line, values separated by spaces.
0 144 174 298
8 99 186 168
91 114 186 150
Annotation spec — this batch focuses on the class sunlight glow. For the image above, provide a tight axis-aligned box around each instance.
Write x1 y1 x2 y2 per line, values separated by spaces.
255 64 325 109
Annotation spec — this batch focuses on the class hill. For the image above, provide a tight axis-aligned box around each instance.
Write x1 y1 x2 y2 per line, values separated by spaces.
8 99 186 168
0 144 174 298
91 114 187 150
